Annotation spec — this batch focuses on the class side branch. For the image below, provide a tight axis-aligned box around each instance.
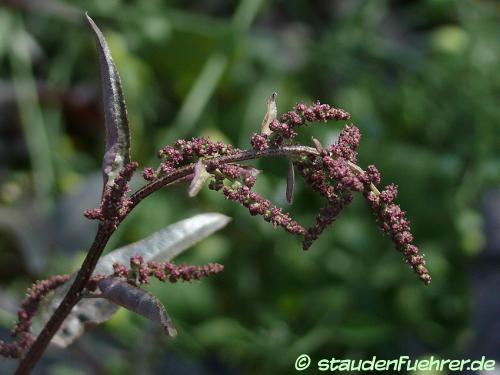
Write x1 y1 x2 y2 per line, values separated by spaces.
129 145 320 208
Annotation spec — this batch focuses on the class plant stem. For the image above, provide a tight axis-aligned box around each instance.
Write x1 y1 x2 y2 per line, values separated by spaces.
14 144 319 374
130 145 319 208
15 225 112 374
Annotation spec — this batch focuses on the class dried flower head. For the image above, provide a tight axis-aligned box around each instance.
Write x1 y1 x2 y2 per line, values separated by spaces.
0 275 69 358
109 257 224 286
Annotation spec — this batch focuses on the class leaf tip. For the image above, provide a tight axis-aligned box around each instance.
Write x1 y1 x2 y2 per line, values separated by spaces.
165 325 178 337
85 12 97 31
86 11 131 188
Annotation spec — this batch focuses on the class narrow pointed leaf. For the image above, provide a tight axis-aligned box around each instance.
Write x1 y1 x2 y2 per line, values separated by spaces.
43 213 231 347
188 159 210 197
94 213 231 275
97 278 177 337
86 14 131 187
286 158 295 204
260 92 277 135
311 137 324 154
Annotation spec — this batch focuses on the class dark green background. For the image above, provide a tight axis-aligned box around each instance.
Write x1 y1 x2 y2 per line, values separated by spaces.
0 0 499 374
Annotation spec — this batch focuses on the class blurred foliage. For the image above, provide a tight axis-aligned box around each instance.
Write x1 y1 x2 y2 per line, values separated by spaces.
0 0 499 374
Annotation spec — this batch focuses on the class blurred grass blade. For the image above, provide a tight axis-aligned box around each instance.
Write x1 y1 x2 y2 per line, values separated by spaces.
97 278 177 337
161 53 227 144
232 0 264 31
9 16 54 211
0 11 14 58
158 0 263 146
86 14 131 187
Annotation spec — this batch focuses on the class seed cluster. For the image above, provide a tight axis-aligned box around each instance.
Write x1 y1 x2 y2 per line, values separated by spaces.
84 161 138 229
365 184 431 284
295 126 362 249
0 275 69 358
110 255 224 285
152 137 238 178
207 160 307 236
295 122 430 283
251 101 351 150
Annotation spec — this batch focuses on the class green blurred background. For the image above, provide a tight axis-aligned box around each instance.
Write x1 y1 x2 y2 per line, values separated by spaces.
0 0 499 374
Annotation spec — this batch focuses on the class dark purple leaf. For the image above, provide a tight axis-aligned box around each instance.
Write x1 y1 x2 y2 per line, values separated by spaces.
286 158 295 204
97 278 177 337
44 213 230 347
86 14 131 187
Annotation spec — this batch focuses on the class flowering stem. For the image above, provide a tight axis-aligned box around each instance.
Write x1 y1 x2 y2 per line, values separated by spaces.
15 224 113 374
15 144 319 374
129 145 319 208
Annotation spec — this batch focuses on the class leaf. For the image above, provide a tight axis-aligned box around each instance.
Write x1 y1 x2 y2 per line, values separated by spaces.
286 159 295 204
93 213 231 275
260 92 277 135
44 294 119 348
43 213 231 347
311 137 324 154
97 278 177 337
86 14 131 187
188 159 210 198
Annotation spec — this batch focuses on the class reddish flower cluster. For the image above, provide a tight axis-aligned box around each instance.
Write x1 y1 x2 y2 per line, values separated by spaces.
250 133 268 151
84 162 138 228
142 167 157 181
295 101 351 123
110 255 224 285
216 182 307 236
296 125 363 249
207 161 260 188
302 202 348 250
0 341 19 359
206 160 307 236
0 275 69 358
292 123 430 284
251 101 351 151
297 154 354 250
153 137 238 178
364 184 431 284
197 111 428 283
328 125 361 162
